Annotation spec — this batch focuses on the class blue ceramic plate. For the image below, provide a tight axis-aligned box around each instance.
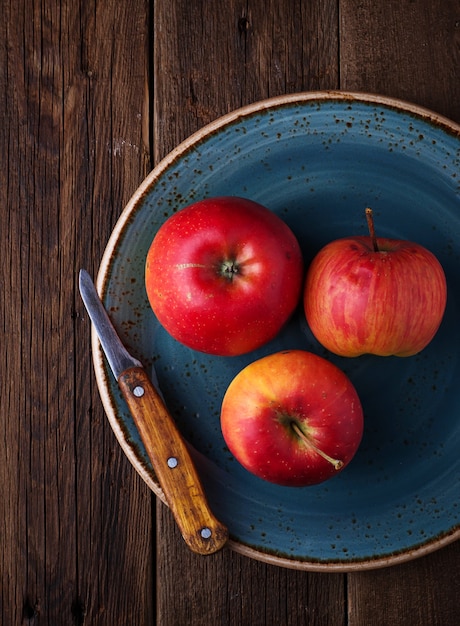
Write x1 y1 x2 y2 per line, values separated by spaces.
94 92 460 571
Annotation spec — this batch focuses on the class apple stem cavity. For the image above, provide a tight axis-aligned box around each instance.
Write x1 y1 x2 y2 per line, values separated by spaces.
290 421 344 470
220 260 239 281
365 207 379 252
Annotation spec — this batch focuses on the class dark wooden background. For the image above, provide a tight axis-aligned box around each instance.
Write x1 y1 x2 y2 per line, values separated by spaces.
1 1 459 624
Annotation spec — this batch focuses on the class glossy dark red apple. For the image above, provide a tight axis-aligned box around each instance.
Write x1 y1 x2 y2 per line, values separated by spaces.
145 196 303 356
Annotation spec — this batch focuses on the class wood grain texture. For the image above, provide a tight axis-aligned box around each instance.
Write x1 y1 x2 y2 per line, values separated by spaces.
1 0 153 624
156 505 346 626
339 0 460 122
153 0 339 161
348 541 460 626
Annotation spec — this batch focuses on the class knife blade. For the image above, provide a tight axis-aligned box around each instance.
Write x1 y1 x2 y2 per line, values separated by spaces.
79 269 228 555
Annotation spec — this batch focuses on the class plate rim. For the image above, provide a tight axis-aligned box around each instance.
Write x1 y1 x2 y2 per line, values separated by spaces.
92 90 460 571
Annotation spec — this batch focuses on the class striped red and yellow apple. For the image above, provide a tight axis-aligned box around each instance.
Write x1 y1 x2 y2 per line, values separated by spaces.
304 209 447 357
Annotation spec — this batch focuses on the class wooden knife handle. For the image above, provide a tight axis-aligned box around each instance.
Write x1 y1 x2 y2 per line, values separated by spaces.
118 367 228 555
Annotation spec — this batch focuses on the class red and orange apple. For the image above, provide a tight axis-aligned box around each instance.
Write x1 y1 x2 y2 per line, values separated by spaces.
220 350 364 487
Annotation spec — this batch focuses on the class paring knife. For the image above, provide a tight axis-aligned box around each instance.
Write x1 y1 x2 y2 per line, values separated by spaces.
79 269 228 555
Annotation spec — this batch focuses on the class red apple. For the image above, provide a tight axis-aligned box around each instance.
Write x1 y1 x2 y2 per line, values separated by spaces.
145 196 303 356
220 350 364 487
304 209 447 357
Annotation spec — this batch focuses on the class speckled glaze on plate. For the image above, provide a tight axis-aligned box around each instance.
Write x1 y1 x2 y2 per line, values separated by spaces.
93 91 460 571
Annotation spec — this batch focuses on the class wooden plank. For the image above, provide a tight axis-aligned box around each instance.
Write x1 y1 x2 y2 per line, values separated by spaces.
0 3 28 622
153 1 345 624
153 0 339 161
339 0 460 121
340 2 460 624
0 0 153 623
348 543 460 626
157 505 346 626
68 0 154 622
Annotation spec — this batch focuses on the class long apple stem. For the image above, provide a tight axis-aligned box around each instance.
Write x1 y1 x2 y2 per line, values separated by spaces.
290 422 344 470
365 207 379 252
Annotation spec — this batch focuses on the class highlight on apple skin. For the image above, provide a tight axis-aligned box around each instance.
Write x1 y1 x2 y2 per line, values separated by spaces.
220 350 364 487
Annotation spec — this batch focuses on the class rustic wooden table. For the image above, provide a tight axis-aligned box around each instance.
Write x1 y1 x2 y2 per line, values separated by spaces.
2 1 460 624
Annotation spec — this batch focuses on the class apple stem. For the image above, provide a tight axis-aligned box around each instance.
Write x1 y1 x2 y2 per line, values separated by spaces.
365 207 379 252
290 422 344 470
